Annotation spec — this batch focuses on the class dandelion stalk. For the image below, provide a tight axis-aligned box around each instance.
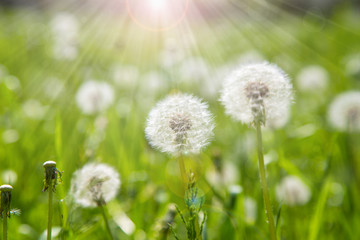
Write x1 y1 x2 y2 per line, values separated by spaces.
3 212 7 240
256 122 276 240
47 186 53 240
99 204 114 240
43 161 61 240
178 155 188 184
1 185 13 240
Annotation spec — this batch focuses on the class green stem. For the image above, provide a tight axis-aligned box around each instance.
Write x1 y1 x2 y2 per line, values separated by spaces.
47 184 53 240
178 155 187 184
100 204 114 240
3 214 7 240
255 122 277 240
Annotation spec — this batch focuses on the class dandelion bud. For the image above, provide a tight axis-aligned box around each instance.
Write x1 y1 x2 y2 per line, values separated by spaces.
220 62 293 127
43 161 61 192
0 185 13 218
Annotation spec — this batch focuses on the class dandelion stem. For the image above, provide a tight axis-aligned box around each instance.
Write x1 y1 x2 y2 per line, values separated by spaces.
3 214 7 240
255 122 277 240
178 155 187 184
100 204 114 240
47 184 53 240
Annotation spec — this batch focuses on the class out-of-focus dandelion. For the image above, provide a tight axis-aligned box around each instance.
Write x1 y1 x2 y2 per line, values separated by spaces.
206 161 240 190
1 170 17 185
220 62 293 126
111 64 139 90
50 12 79 60
43 78 64 100
3 76 21 91
243 196 257 224
220 62 293 240
178 57 210 85
158 37 187 68
145 93 215 156
343 53 360 77
140 71 168 97
276 176 311 206
0 64 8 79
75 80 114 115
71 163 120 240
328 91 360 132
296 65 329 92
2 129 19 144
22 99 47 120
1 184 20 240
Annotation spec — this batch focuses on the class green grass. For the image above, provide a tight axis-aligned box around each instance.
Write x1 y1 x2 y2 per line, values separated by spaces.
0 2 360 240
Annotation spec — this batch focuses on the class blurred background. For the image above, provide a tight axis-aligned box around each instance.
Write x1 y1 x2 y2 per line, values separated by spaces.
0 0 360 239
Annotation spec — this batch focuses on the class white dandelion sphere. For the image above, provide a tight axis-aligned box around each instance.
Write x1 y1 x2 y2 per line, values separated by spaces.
220 62 293 126
71 163 120 207
276 176 311 206
328 91 360 132
145 93 215 155
76 80 114 115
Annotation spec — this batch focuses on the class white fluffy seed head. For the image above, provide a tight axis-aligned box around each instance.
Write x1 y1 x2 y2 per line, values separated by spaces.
328 91 360 132
76 80 114 115
145 93 215 156
276 176 311 206
70 163 120 207
220 62 293 127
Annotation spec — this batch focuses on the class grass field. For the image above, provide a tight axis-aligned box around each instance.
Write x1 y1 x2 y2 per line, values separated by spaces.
0 1 360 239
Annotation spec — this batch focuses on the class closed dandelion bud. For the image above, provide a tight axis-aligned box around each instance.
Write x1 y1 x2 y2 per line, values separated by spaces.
0 185 13 218
70 163 120 207
43 161 61 192
145 93 215 156
220 62 293 127
328 91 360 132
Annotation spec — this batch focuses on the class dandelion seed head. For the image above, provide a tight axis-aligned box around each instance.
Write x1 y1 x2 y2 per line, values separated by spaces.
71 163 120 207
220 62 293 126
276 176 311 206
145 93 215 155
76 80 114 115
328 91 360 132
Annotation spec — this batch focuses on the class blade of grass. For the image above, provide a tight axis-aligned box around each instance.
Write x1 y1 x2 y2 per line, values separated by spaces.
308 179 331 240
